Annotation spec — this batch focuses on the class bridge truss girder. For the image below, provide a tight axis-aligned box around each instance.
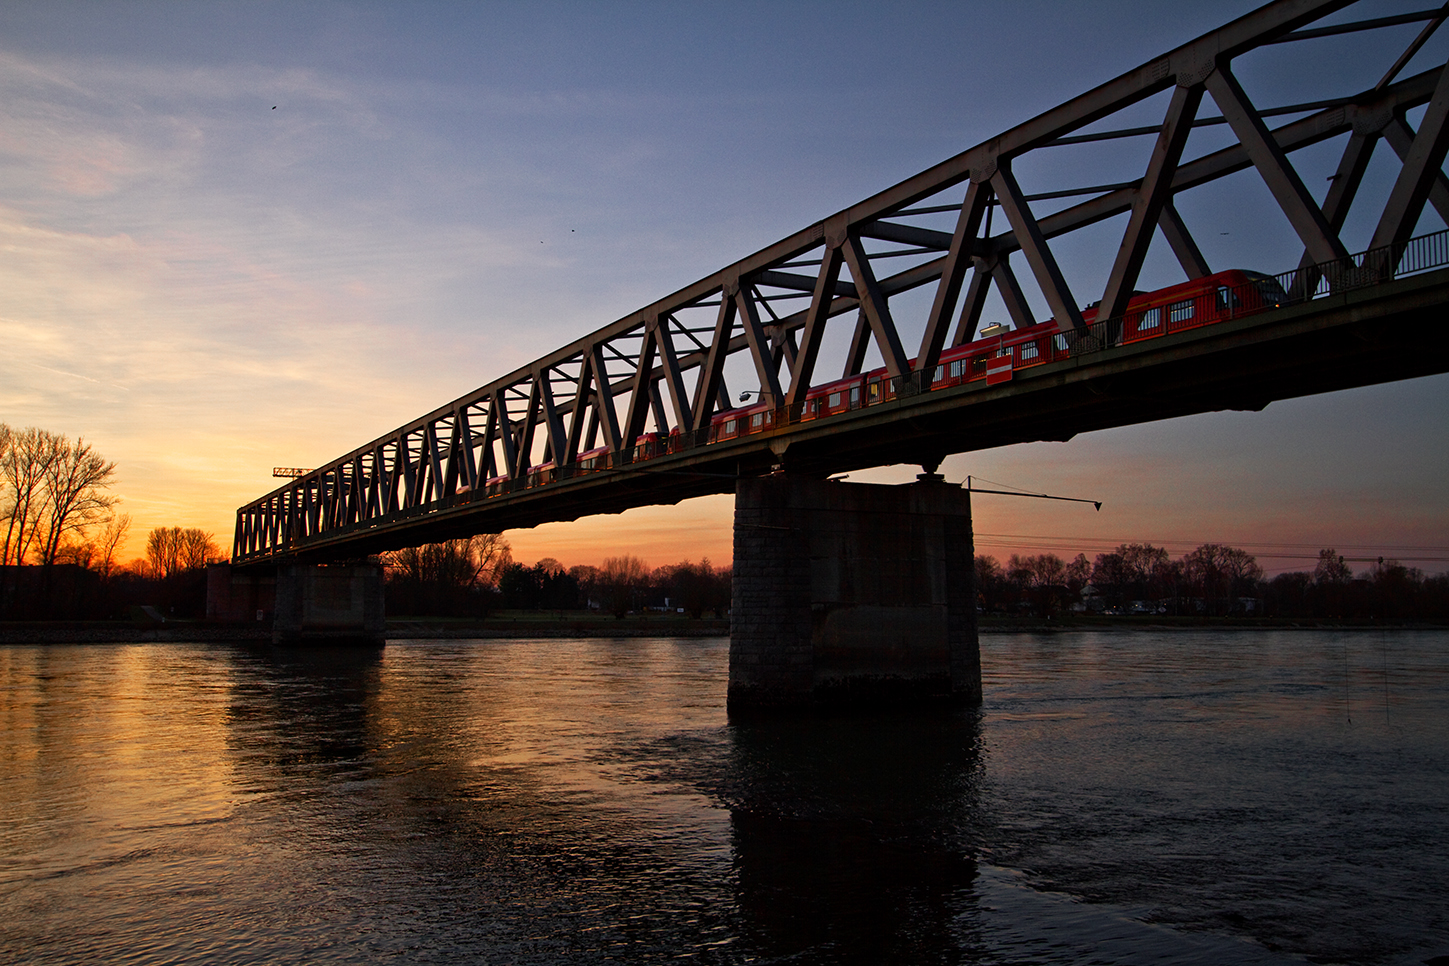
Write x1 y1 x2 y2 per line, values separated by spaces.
236 0 1449 564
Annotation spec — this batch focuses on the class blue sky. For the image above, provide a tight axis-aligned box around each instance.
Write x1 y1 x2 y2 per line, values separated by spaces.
0 0 1444 573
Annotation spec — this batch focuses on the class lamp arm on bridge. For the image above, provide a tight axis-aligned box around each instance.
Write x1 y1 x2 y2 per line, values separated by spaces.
964 476 1102 511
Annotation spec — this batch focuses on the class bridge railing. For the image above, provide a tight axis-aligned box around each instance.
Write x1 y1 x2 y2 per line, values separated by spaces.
580 225 1449 452
858 226 1449 400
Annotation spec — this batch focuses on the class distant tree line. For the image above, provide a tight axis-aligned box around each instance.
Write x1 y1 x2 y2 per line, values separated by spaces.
975 543 1449 619
382 537 731 619
1262 549 1449 620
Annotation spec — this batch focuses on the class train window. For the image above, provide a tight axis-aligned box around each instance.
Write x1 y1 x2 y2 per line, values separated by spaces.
724 419 736 435
849 385 860 406
949 359 965 378
1169 299 1194 323
1053 334 1070 351
828 391 841 408
750 413 764 429
1139 307 1160 330
1019 342 1039 361
1217 286 1241 309
868 380 881 400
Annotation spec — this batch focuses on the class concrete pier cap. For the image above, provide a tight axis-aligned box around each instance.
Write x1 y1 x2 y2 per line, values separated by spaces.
728 474 980 713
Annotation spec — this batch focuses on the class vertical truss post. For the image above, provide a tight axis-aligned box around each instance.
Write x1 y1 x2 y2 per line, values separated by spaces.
564 348 595 464
951 261 993 346
455 407 478 492
992 163 1085 332
842 309 871 376
423 422 445 503
491 389 518 480
1097 83 1204 322
350 455 366 521
515 380 544 479
989 254 1039 332
1384 114 1449 222
653 316 694 432
1158 203 1211 280
840 230 910 378
919 179 992 372
621 321 659 458
787 242 846 409
768 325 799 378
734 281 785 403
1370 61 1449 263
691 291 736 430
441 420 462 500
1290 127 1380 298
649 380 670 435
590 343 624 454
534 368 568 471
1206 64 1349 265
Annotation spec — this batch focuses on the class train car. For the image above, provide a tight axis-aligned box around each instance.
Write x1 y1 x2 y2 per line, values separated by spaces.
1106 268 1288 342
632 432 664 462
709 401 777 442
799 374 866 421
525 461 556 488
863 267 1289 396
574 445 609 474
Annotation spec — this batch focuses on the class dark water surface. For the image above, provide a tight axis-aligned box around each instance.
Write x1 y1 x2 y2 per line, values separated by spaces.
1 630 1445 965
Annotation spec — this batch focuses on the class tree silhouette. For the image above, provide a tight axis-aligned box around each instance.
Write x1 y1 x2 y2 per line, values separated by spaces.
599 554 648 618
38 436 118 566
1 425 63 566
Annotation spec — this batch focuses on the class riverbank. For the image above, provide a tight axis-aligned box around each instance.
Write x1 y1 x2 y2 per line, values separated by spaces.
1 614 1443 643
0 616 731 644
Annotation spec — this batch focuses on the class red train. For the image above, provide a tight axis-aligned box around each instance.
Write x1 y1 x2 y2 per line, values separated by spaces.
502 267 1287 487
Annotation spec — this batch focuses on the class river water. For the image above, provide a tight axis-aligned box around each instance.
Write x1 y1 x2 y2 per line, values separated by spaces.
1 630 1445 965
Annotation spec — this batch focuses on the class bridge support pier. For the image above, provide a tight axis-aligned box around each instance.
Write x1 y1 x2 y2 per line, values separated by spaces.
272 562 386 647
729 475 979 712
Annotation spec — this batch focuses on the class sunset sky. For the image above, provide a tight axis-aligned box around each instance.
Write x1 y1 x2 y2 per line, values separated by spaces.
1 0 1445 576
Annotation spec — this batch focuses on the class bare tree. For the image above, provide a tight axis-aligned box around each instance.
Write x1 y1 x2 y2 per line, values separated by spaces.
599 554 648 618
96 513 131 581
1182 543 1263 612
1 426 63 565
38 437 118 566
1313 548 1352 585
1064 553 1092 596
145 526 219 578
146 527 185 580
1008 553 1067 615
179 528 221 569
383 534 511 616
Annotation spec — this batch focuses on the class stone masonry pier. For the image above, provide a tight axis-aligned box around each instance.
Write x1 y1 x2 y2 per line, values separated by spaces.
729 475 980 711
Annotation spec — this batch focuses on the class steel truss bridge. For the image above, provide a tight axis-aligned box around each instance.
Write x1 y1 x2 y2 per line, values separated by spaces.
235 0 1449 565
